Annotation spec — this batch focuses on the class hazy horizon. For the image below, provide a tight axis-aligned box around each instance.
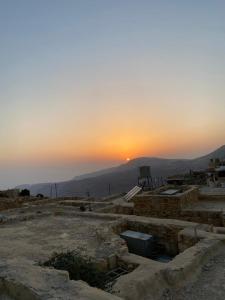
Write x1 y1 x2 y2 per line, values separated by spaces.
1 1 225 188
0 144 224 189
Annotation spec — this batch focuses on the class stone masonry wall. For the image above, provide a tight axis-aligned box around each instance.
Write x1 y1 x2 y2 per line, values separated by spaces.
112 219 181 256
133 187 224 226
133 187 198 219
179 210 223 226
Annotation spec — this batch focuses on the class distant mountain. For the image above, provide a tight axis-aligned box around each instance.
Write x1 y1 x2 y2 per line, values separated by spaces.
17 145 225 198
190 145 225 167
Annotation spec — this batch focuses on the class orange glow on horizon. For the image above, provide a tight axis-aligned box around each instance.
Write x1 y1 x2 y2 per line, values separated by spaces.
1 123 224 165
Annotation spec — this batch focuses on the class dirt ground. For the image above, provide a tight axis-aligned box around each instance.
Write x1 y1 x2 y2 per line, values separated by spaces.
0 294 13 300
0 214 119 263
162 248 225 300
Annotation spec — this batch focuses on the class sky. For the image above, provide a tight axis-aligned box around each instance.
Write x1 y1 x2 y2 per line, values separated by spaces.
0 0 225 188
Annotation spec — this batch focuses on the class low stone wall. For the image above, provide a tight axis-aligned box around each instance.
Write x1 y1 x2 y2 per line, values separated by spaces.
133 187 198 219
179 210 223 226
56 196 85 200
127 220 180 255
113 205 134 215
178 228 201 252
0 259 121 300
132 187 224 226
0 197 58 212
0 199 21 211
180 187 199 207
113 236 225 300
1 209 225 300
0 198 30 212
97 204 134 215
111 217 195 256
199 194 225 202
162 238 224 288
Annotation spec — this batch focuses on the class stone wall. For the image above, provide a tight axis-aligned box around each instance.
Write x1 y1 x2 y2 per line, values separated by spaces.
97 204 134 215
0 198 23 212
112 218 187 256
179 210 223 226
199 194 225 202
132 187 224 226
178 228 201 252
133 187 198 219
126 219 179 255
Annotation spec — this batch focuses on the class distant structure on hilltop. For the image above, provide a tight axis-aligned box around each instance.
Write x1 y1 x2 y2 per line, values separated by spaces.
207 158 225 187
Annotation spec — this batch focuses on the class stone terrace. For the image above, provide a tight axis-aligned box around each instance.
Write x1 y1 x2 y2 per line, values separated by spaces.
1 201 225 299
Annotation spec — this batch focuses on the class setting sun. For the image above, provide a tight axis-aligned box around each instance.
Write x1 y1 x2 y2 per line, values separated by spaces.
0 0 224 191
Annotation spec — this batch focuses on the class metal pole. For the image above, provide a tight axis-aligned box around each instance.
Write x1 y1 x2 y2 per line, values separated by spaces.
55 183 58 198
108 183 111 195
50 185 52 198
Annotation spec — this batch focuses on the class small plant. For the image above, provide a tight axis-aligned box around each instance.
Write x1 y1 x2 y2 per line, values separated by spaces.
41 251 106 289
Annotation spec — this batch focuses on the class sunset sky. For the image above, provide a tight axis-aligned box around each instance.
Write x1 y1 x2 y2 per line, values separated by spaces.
1 0 225 188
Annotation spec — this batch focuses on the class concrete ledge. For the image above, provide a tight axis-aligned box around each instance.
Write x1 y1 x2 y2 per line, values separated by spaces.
162 238 224 287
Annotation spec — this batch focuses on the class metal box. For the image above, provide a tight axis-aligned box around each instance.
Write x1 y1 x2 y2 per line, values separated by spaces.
120 230 154 257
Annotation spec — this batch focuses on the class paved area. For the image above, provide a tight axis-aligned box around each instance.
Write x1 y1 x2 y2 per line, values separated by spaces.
162 248 225 300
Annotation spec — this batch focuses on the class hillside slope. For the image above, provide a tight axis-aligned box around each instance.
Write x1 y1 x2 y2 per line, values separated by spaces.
17 145 225 198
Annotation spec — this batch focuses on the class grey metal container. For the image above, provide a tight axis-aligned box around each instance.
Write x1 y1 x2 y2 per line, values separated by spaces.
120 230 154 257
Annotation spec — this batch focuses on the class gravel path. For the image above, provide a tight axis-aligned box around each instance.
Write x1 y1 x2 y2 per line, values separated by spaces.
162 249 225 300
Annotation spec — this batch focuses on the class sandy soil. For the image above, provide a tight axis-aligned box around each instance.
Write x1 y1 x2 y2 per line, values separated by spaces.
0 214 116 262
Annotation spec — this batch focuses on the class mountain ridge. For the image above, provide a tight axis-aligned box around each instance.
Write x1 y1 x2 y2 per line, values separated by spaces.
16 145 225 197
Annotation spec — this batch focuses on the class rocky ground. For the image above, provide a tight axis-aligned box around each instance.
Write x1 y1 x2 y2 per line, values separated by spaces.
162 248 225 300
0 294 13 300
